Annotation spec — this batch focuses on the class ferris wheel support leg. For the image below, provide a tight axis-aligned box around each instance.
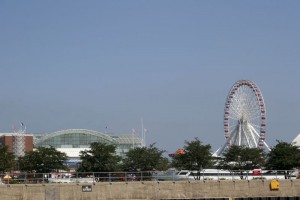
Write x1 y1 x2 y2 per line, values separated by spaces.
263 141 271 151
248 124 259 147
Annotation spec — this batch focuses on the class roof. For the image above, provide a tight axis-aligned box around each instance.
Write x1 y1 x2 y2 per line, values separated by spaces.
33 129 142 147
292 134 300 146
0 133 34 136
34 129 115 146
111 134 142 144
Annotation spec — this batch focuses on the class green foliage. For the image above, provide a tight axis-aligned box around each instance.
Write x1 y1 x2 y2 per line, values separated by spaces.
171 138 214 170
0 145 15 173
266 140 300 170
219 145 265 170
122 144 168 171
171 153 190 170
78 142 121 172
19 146 68 173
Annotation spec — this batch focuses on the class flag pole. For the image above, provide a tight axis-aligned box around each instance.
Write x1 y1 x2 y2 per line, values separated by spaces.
141 117 144 146
132 128 135 148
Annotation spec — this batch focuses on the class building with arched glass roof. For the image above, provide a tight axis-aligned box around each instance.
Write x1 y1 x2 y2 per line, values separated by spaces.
34 129 143 163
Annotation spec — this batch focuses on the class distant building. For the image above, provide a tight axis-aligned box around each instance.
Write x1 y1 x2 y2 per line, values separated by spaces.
0 133 33 157
292 134 300 146
33 129 143 164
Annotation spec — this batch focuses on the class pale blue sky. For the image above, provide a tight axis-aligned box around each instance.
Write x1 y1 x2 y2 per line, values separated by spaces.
0 1 299 153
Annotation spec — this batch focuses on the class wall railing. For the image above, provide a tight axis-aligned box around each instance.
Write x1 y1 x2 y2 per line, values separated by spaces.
0 169 298 184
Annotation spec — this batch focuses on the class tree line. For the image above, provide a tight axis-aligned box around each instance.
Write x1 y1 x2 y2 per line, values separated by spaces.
0 138 299 173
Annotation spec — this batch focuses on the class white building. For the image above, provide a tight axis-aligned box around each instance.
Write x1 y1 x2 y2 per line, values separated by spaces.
34 129 143 164
292 134 300 146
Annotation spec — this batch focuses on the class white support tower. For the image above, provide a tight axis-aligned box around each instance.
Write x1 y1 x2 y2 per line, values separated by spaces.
13 123 26 158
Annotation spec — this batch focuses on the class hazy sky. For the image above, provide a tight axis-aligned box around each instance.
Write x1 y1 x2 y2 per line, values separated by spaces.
0 1 299 154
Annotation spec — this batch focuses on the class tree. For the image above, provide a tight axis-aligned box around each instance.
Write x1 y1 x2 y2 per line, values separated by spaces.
19 147 68 173
0 145 15 173
78 142 121 172
266 140 300 170
219 145 265 170
171 138 214 170
122 144 168 171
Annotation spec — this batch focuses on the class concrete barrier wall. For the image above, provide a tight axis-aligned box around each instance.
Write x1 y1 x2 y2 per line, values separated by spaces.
0 180 299 200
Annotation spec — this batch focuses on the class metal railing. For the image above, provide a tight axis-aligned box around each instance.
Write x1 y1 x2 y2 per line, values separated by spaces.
0 169 298 184
0 171 155 184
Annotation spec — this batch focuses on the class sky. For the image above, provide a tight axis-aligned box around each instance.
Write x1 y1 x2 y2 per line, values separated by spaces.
0 1 300 154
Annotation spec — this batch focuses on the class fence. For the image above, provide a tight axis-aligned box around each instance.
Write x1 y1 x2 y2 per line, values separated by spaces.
0 169 298 184
0 171 155 184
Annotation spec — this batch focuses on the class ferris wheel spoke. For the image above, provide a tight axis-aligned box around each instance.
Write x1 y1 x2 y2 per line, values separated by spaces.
229 107 240 119
229 124 239 132
250 124 261 132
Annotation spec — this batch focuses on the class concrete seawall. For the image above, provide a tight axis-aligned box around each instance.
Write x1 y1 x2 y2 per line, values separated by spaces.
0 180 299 200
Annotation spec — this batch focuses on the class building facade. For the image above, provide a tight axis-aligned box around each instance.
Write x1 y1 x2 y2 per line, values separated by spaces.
33 129 143 163
0 133 33 157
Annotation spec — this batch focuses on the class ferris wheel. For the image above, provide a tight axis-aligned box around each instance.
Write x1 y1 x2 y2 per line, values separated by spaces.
222 80 270 151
